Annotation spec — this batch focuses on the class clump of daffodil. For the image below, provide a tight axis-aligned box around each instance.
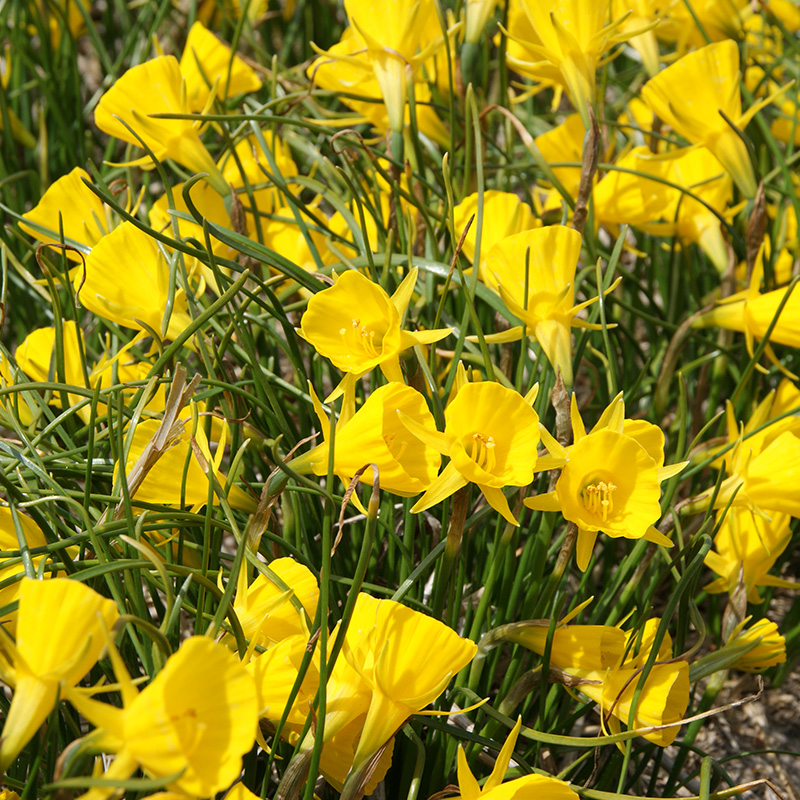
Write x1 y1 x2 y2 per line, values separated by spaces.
298 268 451 404
0 578 120 771
94 55 229 196
506 0 652 129
401 367 555 525
640 40 785 199
692 243 800 372
455 717 579 800
476 225 620 387
310 0 454 139
526 394 686 571
294 382 442 502
65 635 257 800
565 619 690 747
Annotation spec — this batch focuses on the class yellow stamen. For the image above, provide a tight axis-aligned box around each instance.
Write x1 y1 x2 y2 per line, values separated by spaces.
580 481 616 522
469 433 496 472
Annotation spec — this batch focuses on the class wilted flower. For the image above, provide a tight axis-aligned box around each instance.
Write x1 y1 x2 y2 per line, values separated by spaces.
526 394 686 570
0 578 119 771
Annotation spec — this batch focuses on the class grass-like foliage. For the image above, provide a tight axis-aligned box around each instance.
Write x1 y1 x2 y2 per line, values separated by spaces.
0 1 798 799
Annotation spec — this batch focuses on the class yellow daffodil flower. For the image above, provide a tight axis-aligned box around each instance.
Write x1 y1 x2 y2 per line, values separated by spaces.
311 0 452 135
0 508 50 632
402 372 547 525
309 26 449 145
297 382 442 500
506 0 649 129
693 244 800 372
640 40 782 199
727 617 786 672
116 409 257 513
477 225 619 386
298 268 451 402
0 578 119 771
452 190 539 270
179 21 261 111
526 394 686 570
65 636 257 800
456 717 579 800
566 619 690 747
94 56 229 196
19 167 112 262
342 593 477 770
705 506 798 602
594 146 733 273
533 114 586 212
79 221 194 341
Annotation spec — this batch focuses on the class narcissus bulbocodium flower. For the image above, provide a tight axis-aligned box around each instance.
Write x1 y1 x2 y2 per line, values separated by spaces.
19 167 114 262
311 0 453 135
0 578 119 771
230 557 318 651
566 619 690 746
727 617 786 672
477 225 620 387
342 593 477 770
526 393 686 571
452 190 539 269
308 26 449 145
693 244 800 373
297 382 441 500
402 370 550 525
80 221 194 341
455 716 579 800
94 56 229 196
640 40 784 199
0 508 53 631
505 0 651 129
177 21 261 111
116 407 257 513
298 268 451 403
593 145 733 274
65 636 257 800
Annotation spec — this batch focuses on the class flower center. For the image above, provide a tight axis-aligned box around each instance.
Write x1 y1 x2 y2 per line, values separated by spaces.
580 480 616 521
469 433 496 472
383 431 408 461
339 317 382 358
